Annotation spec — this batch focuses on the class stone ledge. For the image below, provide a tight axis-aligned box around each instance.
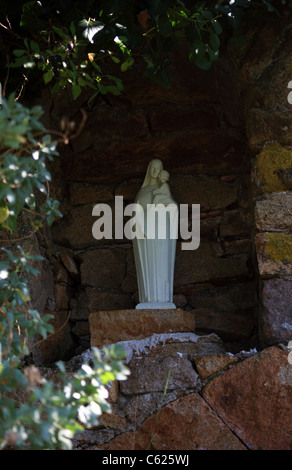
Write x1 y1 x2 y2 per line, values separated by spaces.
89 309 195 348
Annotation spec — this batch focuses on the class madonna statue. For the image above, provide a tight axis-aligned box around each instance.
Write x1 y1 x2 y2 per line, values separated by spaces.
132 159 178 309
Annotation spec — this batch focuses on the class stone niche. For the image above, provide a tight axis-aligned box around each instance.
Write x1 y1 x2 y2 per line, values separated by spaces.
45 46 256 361
36 19 292 362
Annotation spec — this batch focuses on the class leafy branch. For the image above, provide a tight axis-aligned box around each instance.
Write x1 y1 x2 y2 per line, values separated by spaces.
0 95 130 450
0 0 283 99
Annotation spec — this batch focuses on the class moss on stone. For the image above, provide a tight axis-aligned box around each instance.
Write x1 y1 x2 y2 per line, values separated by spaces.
265 232 292 262
256 142 292 193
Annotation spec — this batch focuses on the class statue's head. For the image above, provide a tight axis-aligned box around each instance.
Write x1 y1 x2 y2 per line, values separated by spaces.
159 170 169 183
149 159 163 179
142 159 163 187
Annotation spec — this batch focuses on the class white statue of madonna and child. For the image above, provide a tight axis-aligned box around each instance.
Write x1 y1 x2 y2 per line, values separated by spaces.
132 159 178 309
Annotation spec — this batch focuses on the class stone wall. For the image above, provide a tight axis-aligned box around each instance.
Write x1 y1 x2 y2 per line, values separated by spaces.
12 314 292 450
241 21 292 348
6 16 292 451
25 17 292 362
46 42 257 359
67 318 291 451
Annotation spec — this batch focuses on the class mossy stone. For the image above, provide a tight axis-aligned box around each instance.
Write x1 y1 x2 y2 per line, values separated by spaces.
255 142 292 193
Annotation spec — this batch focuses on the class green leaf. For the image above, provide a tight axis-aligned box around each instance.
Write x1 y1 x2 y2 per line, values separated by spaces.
72 84 82 99
2 214 17 232
13 49 26 57
9 56 30 68
69 21 76 36
207 44 219 61
88 91 99 105
15 287 30 303
30 40 40 52
52 26 68 39
200 10 213 20
24 38 29 50
106 75 124 91
109 343 126 359
209 31 220 51
110 55 120 64
43 70 54 84
120 57 134 72
189 39 204 61
40 422 52 442
211 20 222 35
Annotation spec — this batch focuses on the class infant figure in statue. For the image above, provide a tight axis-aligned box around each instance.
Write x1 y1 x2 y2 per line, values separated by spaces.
152 170 175 205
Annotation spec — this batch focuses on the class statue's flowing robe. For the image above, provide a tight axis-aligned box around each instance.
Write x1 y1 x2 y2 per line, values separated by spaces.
133 182 178 307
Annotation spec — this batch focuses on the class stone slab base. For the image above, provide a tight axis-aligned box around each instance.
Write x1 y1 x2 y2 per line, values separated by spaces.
89 309 195 348
136 302 176 309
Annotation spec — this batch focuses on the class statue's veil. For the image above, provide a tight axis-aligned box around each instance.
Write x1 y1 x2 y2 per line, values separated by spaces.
141 159 163 188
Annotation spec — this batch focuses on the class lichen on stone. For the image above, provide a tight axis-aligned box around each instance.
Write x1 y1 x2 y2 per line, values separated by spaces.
265 232 292 262
255 141 292 193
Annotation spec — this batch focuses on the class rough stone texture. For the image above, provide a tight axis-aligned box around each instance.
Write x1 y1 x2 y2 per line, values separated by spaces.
190 282 256 314
242 20 292 348
202 346 292 450
70 287 134 321
251 142 292 195
193 308 255 342
193 354 239 379
69 183 114 205
120 248 138 294
190 282 256 345
148 105 219 133
170 175 238 211
173 293 187 308
71 321 90 336
120 353 200 395
33 310 73 365
53 282 71 310
219 209 251 238
80 248 126 289
52 203 99 249
241 20 292 152
59 252 79 279
12 326 292 450
255 232 292 278
119 391 182 431
52 201 127 249
260 279 292 346
174 242 250 286
59 126 246 185
109 332 227 362
96 393 246 450
254 192 292 233
89 309 195 348
221 239 252 256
